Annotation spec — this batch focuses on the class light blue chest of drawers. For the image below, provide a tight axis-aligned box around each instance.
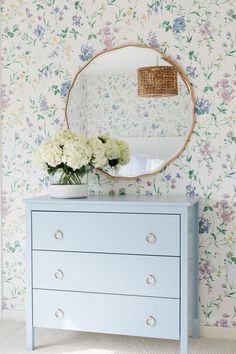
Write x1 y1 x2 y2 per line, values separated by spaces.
25 195 199 354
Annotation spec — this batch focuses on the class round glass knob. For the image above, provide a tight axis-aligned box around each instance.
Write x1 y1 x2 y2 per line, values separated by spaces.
54 309 64 320
146 233 156 244
145 275 156 286
145 315 156 327
54 269 64 280
54 230 63 241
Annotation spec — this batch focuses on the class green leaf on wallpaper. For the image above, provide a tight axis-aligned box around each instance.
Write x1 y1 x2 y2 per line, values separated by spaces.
88 33 97 40
36 4 44 10
188 170 194 179
231 257 236 264
203 206 213 212
227 50 236 57
204 86 213 92
188 51 195 60
186 155 192 162
162 21 172 32
187 36 192 43
166 4 177 12
7 32 14 38
75 1 82 10
60 28 69 39
231 137 236 143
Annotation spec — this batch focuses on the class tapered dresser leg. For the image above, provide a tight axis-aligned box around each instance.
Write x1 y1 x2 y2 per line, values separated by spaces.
26 326 34 350
180 334 188 354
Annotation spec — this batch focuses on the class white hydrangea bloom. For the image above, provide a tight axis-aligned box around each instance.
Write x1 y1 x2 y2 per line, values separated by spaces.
88 137 108 168
62 138 92 170
35 140 63 167
54 129 78 145
32 150 48 170
117 140 130 166
104 138 120 161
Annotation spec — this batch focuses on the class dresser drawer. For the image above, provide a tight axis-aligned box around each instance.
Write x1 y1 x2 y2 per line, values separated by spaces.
32 212 180 256
33 289 179 340
33 251 179 298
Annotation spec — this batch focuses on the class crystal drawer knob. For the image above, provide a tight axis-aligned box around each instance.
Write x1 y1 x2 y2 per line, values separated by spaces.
146 233 156 244
145 316 156 327
54 309 64 320
54 269 64 280
145 275 156 286
54 230 63 241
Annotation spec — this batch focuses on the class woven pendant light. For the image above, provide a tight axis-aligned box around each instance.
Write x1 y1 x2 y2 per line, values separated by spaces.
137 66 178 97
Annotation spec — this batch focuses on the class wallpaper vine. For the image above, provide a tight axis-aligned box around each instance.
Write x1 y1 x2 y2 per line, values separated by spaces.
1 0 236 330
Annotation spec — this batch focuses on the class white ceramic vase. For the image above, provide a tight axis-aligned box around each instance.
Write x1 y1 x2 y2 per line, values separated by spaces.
49 184 88 199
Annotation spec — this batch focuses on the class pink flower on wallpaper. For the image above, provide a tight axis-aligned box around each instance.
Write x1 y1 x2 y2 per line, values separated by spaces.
97 22 118 49
200 21 214 40
214 199 234 224
214 74 236 103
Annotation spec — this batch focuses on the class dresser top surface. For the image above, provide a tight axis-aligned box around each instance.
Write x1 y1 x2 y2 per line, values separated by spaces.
24 194 199 207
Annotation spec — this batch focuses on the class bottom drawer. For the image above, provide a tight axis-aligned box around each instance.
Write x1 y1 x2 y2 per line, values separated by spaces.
33 290 179 340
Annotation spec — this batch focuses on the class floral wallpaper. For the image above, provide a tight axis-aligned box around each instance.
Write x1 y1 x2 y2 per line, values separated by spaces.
1 0 236 330
67 71 191 137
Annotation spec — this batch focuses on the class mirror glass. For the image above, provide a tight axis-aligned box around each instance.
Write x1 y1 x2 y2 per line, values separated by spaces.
66 45 194 178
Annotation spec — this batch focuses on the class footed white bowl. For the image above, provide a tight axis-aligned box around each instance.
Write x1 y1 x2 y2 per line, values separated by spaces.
49 184 88 199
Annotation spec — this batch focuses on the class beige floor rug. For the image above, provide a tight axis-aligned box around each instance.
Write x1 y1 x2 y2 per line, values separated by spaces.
0 320 236 354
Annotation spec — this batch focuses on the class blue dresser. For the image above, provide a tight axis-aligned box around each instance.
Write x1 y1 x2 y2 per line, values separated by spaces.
25 195 199 354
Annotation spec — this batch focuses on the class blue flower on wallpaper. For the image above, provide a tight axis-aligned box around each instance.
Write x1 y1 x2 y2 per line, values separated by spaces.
79 44 95 61
72 15 82 27
34 25 45 39
147 31 159 47
199 216 211 234
186 66 198 78
60 80 71 97
195 97 211 115
186 184 198 198
173 16 186 34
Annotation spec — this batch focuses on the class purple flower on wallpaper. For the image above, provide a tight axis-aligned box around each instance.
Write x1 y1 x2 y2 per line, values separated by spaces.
200 261 213 280
147 31 159 47
97 23 117 49
215 74 235 103
195 97 210 115
214 199 234 224
199 216 211 234
173 16 186 34
39 96 49 111
186 184 198 198
60 80 71 97
147 1 163 15
79 44 94 61
200 142 213 160
72 15 82 27
214 319 229 327
186 66 198 78
200 21 214 40
34 25 45 39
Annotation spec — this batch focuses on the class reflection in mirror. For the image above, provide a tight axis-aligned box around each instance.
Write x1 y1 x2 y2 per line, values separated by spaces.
66 45 194 178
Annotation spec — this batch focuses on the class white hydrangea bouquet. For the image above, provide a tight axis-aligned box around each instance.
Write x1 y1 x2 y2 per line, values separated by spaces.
34 129 130 198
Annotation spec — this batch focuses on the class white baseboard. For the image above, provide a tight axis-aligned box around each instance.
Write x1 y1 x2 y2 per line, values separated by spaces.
200 325 236 340
1 310 25 322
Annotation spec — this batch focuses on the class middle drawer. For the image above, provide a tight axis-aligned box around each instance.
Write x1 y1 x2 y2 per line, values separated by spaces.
33 251 179 298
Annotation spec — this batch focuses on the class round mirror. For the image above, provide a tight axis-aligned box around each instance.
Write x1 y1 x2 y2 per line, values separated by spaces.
66 44 195 178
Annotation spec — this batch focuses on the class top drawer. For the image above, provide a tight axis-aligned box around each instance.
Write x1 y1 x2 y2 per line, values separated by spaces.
32 212 180 256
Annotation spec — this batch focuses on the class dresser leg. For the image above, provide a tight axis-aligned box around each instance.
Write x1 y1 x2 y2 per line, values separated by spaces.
180 335 188 354
26 326 34 350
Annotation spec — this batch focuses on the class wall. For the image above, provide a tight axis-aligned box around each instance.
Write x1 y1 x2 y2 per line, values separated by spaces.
1 0 236 330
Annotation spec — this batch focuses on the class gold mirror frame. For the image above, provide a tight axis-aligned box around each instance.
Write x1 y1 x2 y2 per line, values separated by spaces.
65 44 195 180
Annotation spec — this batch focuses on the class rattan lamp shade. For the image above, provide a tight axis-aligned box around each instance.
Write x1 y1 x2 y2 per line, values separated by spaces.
137 66 178 97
